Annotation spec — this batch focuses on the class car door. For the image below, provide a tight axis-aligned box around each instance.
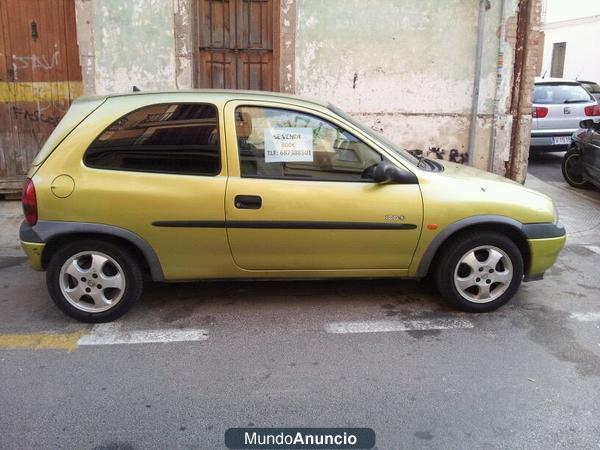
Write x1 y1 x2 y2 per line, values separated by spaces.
223 100 423 271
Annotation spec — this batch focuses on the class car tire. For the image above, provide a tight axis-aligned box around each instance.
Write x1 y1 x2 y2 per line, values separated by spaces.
434 231 524 313
562 148 592 189
46 239 143 322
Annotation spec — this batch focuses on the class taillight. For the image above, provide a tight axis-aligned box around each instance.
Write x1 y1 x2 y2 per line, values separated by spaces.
532 106 548 118
584 105 600 116
22 178 37 226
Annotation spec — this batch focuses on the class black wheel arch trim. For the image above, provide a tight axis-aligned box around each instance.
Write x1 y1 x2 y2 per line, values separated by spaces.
20 220 165 281
521 222 566 239
415 215 565 278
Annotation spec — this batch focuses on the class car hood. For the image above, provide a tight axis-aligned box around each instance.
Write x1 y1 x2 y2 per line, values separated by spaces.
434 159 522 184
425 159 555 222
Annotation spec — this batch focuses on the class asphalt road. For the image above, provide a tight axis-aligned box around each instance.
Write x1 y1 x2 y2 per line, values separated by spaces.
1 158 600 449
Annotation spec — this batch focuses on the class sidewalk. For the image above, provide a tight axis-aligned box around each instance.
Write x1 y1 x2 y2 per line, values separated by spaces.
0 201 23 257
525 173 600 247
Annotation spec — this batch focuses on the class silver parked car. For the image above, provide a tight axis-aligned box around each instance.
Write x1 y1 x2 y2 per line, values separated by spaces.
578 80 600 103
531 77 600 151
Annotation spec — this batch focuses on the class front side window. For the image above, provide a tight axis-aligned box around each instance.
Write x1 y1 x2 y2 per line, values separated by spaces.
85 103 220 176
235 106 382 182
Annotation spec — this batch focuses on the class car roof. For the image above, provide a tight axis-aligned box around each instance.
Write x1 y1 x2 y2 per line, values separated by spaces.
535 77 579 84
76 89 329 108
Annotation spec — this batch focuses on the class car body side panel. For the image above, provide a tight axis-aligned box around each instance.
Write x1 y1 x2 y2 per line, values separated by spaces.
25 91 565 282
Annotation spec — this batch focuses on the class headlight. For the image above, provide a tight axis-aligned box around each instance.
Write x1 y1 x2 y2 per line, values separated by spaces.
553 203 560 225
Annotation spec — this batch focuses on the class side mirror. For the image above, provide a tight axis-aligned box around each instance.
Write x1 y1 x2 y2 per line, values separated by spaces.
372 161 418 184
579 119 595 129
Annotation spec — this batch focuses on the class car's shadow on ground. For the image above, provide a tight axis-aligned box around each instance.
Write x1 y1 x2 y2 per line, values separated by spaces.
133 277 454 323
0 261 505 331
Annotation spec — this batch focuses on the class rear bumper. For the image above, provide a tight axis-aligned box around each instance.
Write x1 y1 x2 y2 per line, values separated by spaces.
20 241 45 271
20 221 45 271
530 131 574 147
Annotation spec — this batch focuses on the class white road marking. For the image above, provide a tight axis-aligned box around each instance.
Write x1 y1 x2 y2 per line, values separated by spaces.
78 323 209 346
570 312 600 322
325 318 474 334
584 245 600 256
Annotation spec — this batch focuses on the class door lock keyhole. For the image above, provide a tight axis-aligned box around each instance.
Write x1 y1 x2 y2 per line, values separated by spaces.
31 21 38 41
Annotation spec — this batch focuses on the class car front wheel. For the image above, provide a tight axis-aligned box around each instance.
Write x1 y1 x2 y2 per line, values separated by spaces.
435 231 524 312
46 239 143 322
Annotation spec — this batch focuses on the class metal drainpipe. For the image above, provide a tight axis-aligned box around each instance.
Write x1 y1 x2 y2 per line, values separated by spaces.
467 0 488 166
488 0 508 173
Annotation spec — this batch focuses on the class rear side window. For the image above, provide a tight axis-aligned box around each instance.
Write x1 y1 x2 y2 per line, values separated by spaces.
84 103 220 176
533 83 593 104
581 82 600 94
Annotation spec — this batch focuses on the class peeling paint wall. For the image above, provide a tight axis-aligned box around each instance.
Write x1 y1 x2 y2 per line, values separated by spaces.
294 0 520 172
75 0 194 95
72 0 537 177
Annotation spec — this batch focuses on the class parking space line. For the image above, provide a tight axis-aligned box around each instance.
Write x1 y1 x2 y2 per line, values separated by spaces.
0 331 85 351
570 312 600 322
324 318 474 334
583 245 600 256
77 323 209 346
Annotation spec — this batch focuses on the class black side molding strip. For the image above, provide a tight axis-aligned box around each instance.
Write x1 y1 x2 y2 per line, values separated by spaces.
522 223 566 239
152 220 417 230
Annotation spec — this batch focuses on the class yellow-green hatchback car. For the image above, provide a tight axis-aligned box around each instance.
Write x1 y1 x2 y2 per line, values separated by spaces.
20 90 566 322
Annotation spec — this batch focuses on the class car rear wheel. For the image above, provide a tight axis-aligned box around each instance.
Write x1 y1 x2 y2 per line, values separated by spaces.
46 239 143 322
562 148 592 189
435 231 524 312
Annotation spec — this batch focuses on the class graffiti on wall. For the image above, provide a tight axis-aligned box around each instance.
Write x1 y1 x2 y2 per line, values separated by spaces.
12 49 60 72
12 106 60 127
369 118 468 165
408 147 468 164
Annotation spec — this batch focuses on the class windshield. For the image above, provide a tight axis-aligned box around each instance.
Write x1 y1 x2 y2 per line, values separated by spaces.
533 83 594 104
580 81 600 94
328 104 420 166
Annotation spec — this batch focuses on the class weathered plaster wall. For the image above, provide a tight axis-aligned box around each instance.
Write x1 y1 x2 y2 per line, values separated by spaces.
75 0 194 95
294 0 520 171
73 0 535 177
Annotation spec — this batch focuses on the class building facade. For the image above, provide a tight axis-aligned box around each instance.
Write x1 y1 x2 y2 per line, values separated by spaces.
540 15 600 81
0 0 541 194
539 0 600 81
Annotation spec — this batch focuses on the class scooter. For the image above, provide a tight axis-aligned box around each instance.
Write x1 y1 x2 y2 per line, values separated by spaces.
561 119 600 190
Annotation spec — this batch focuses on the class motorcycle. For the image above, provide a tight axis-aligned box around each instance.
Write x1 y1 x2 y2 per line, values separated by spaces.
561 119 600 190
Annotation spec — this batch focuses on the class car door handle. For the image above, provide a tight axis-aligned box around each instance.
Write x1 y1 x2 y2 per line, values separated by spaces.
234 195 262 209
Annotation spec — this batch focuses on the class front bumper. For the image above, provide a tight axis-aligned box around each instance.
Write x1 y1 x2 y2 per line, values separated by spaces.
526 233 566 279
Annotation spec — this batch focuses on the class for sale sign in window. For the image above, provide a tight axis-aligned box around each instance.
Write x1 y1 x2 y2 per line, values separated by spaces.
264 128 314 163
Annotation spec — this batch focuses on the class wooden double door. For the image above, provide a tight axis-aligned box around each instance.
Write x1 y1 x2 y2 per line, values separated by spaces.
196 0 279 91
0 0 81 193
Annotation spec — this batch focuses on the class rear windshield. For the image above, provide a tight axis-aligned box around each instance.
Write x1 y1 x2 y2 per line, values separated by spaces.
580 81 600 94
533 83 594 104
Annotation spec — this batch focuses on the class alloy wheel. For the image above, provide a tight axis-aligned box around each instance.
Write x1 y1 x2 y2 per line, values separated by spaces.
453 245 513 303
59 251 126 313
